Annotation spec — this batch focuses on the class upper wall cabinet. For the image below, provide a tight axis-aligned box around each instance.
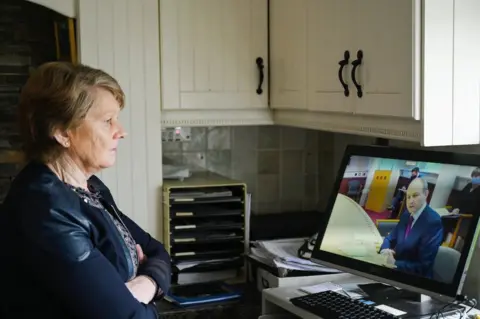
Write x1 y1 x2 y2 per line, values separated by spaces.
160 0 271 127
271 0 480 147
271 0 416 118
269 0 307 110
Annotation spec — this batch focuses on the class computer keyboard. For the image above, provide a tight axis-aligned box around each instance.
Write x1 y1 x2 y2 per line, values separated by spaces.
290 290 398 319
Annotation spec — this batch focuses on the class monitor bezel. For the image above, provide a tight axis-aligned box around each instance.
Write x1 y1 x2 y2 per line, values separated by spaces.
311 144 480 301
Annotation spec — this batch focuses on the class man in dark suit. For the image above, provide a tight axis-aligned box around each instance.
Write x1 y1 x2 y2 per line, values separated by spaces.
380 178 443 278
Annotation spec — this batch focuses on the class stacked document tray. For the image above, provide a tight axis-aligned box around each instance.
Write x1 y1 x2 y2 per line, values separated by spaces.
163 173 248 285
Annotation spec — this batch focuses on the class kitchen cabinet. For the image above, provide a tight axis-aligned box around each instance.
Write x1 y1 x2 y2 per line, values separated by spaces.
272 0 416 119
272 0 480 147
269 0 307 110
160 0 272 127
25 0 480 147
352 1 416 119
307 0 356 114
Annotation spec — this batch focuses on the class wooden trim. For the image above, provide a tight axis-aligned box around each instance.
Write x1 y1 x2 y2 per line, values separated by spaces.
449 214 473 248
53 21 61 60
0 150 25 164
68 18 77 64
274 109 422 143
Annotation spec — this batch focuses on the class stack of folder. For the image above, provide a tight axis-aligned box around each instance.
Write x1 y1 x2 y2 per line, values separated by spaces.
163 176 250 290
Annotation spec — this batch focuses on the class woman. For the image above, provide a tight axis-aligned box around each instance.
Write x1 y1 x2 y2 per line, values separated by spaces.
0 62 171 318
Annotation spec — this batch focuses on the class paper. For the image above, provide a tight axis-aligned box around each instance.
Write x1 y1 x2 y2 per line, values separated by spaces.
299 282 343 294
320 194 384 264
176 257 240 271
375 304 407 316
436 208 452 217
250 238 341 273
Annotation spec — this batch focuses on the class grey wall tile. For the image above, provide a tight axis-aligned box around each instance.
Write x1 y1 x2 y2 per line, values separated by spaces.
182 152 207 171
232 126 258 151
305 151 318 174
282 150 304 174
258 150 280 174
281 200 303 212
163 152 184 165
232 148 257 177
162 141 182 152
182 127 207 151
206 150 232 177
256 202 281 214
207 127 231 150
305 175 318 200
281 126 307 150
162 125 324 215
258 126 280 149
257 174 279 203
281 174 305 201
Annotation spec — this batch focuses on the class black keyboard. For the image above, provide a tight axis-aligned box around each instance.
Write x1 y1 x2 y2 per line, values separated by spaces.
290 290 398 319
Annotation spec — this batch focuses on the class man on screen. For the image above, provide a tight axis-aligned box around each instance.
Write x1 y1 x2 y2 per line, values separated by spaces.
379 178 443 278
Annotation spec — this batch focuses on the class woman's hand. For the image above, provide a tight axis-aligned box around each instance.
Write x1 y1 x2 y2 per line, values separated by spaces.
136 244 147 264
125 245 155 303
127 244 163 303
125 275 157 304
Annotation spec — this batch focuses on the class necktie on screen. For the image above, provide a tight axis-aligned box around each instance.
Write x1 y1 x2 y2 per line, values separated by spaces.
404 215 414 239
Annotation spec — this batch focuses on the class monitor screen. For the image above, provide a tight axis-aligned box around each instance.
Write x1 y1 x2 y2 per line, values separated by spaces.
312 145 480 300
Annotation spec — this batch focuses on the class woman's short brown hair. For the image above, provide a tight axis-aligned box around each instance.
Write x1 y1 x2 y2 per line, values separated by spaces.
18 62 125 162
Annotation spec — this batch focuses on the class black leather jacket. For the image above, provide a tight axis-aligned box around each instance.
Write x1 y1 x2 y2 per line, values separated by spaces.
0 161 171 319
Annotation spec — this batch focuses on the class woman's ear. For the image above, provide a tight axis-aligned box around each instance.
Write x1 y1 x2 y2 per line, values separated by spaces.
52 128 71 148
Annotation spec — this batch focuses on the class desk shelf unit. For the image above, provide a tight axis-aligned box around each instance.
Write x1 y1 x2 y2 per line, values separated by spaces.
163 173 248 285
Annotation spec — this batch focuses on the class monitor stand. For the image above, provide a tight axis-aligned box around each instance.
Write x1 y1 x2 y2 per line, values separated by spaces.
357 283 461 317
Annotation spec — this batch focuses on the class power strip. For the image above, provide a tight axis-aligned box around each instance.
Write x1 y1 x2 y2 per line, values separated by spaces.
162 127 191 142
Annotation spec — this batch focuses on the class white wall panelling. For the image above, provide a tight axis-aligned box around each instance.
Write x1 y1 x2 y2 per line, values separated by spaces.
77 0 163 238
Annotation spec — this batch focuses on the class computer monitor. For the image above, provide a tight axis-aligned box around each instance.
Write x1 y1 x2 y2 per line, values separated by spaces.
311 145 480 307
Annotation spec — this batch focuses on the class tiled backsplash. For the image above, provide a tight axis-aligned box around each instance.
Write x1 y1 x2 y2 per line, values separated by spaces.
163 126 336 214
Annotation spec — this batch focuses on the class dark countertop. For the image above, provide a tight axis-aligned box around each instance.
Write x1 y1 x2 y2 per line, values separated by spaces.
155 210 324 318
156 283 261 319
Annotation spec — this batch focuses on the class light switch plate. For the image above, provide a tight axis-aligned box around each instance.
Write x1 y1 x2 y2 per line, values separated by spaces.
162 127 191 142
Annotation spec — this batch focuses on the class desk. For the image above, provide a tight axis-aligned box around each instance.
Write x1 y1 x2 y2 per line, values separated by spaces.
261 273 480 318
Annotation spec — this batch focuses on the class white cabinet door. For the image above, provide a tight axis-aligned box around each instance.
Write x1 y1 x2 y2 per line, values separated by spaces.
451 0 480 146
352 1 419 120
160 0 268 110
306 0 355 114
269 0 307 110
422 0 480 146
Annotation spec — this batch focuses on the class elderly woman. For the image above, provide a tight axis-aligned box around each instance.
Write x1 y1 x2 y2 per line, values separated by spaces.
0 62 171 318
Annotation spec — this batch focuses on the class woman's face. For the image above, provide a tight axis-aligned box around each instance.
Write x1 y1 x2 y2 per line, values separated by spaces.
66 88 125 173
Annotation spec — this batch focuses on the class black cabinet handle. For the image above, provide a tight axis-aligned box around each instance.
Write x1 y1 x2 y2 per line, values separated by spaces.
351 50 363 98
256 57 264 95
338 50 350 97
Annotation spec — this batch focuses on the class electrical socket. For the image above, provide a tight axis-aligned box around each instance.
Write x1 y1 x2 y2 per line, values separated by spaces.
161 127 191 142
